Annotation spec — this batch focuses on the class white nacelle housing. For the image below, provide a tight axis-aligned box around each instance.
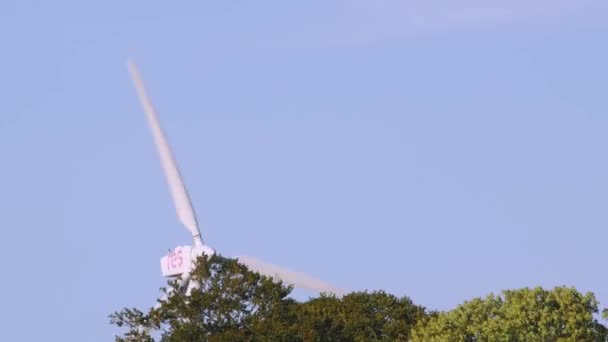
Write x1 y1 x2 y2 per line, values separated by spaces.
160 244 216 277
160 245 193 277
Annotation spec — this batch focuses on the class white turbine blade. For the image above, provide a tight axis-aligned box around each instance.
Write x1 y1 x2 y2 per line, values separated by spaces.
185 279 200 296
127 60 202 242
154 273 191 310
236 256 346 296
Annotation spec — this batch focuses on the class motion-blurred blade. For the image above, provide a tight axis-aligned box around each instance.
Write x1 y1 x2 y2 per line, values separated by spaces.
236 256 346 296
127 60 203 243
154 273 191 310
185 279 200 296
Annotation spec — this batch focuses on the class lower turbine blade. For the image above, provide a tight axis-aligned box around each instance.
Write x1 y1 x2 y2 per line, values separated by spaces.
154 273 191 309
186 279 200 296
236 256 346 296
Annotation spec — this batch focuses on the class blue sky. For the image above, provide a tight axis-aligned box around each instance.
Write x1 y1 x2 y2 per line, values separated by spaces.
1 1 607 340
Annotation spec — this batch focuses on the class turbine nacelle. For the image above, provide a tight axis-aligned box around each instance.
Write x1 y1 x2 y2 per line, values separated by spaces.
160 244 216 277
194 243 216 258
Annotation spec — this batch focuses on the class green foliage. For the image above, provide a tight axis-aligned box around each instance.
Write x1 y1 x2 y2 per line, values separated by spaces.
411 286 608 342
111 255 297 341
111 256 606 341
291 291 424 341
110 255 423 341
109 308 155 342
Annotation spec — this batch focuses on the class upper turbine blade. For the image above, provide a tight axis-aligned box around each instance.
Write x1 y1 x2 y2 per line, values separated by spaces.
236 256 347 297
127 60 203 243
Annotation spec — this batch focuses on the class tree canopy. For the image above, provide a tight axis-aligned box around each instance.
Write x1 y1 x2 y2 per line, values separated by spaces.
111 255 607 341
411 287 607 342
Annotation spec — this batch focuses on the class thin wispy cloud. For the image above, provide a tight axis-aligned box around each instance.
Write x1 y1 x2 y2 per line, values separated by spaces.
237 0 606 52
345 0 605 31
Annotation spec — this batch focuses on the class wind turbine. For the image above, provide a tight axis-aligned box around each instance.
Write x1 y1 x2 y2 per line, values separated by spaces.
127 60 346 301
